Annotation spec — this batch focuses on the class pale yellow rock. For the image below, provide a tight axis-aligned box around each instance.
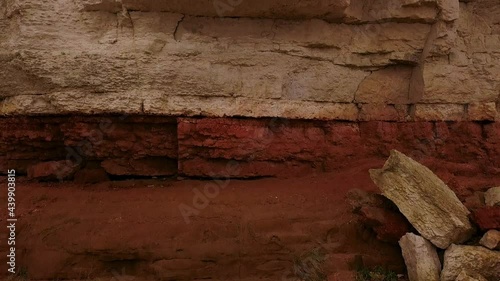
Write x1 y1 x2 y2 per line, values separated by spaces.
468 103 497 121
437 0 460 21
370 150 474 249
414 104 465 121
144 95 360 121
479 229 500 250
484 186 500 207
83 0 353 20
422 63 499 104
455 270 488 281
358 104 409 122
345 0 438 23
441 244 500 281
355 66 412 104
0 0 499 120
399 233 441 281
1 92 143 115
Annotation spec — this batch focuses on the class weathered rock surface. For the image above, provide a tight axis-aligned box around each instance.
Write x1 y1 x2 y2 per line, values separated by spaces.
441 244 500 281
399 233 441 281
455 270 488 281
369 150 474 249
0 0 498 121
479 229 500 250
485 187 500 207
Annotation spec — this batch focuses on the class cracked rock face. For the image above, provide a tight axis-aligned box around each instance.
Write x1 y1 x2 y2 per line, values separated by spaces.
369 150 474 249
0 0 498 121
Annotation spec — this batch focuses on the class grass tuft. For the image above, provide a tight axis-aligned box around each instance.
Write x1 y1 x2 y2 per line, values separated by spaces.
292 247 327 281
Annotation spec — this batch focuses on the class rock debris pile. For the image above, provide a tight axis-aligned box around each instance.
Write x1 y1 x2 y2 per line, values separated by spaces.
364 150 500 281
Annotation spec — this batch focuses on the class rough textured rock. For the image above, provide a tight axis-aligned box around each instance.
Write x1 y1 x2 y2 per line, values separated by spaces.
4 116 500 180
485 187 500 207
479 229 500 250
399 233 441 281
472 207 500 230
441 244 500 281
455 270 488 281
0 0 498 121
369 150 474 249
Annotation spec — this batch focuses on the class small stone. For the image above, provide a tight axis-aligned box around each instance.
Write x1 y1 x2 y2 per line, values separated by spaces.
484 186 500 206
399 233 441 281
441 244 500 281
479 229 500 250
27 160 79 181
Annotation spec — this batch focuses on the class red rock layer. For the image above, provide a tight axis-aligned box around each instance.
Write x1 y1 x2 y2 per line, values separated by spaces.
1 116 499 183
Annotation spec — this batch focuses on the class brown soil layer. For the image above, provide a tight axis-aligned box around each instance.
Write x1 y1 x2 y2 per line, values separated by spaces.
1 161 500 280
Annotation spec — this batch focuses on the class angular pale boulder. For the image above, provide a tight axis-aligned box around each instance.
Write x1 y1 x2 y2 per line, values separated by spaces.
369 150 474 249
479 229 500 250
441 244 500 281
485 186 500 206
399 233 441 281
455 270 488 281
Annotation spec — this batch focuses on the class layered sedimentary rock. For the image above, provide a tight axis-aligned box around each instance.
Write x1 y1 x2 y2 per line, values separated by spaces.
0 0 498 121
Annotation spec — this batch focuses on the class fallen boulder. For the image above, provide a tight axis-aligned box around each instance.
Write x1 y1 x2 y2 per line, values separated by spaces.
441 244 500 281
369 150 474 249
399 233 440 281
484 186 500 207
479 229 500 250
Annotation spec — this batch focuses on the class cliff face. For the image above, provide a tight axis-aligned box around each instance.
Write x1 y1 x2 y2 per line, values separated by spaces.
1 0 498 121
